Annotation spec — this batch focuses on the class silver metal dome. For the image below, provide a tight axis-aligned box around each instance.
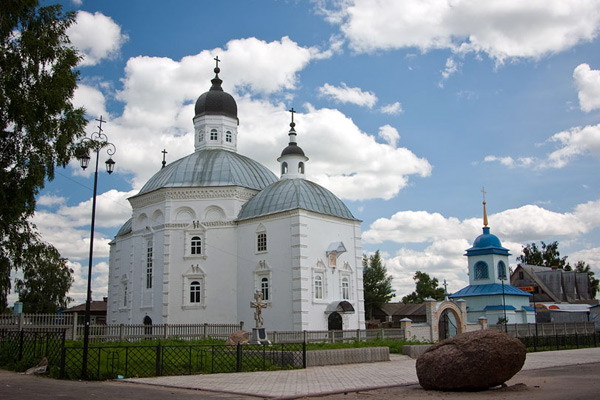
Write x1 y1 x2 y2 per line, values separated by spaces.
136 149 277 195
237 179 358 221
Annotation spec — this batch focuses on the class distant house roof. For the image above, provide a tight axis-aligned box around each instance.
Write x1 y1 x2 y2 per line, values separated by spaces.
377 302 426 317
511 264 593 303
64 298 108 314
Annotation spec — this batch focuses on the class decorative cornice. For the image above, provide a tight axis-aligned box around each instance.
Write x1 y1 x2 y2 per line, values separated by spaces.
129 187 258 208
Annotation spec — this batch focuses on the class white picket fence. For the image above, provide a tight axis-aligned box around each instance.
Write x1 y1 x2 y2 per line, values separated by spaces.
0 313 242 341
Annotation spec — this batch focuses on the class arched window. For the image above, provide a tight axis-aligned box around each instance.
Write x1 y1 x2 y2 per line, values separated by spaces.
146 241 153 289
298 162 304 173
474 261 489 280
261 277 270 301
257 232 267 252
314 275 323 299
191 236 202 255
199 133 204 142
225 131 232 142
210 129 218 141
190 281 202 303
341 277 350 300
123 282 128 307
497 261 507 280
281 162 288 175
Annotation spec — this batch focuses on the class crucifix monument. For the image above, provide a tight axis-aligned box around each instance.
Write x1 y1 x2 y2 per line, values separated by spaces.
250 291 269 343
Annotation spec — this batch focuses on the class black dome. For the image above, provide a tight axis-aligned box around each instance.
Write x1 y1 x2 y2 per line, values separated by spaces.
194 73 238 120
280 143 306 157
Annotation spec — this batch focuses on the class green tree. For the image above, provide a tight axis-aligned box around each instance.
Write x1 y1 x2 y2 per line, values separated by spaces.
401 271 445 303
15 239 73 313
516 241 569 269
1 0 86 311
363 251 395 320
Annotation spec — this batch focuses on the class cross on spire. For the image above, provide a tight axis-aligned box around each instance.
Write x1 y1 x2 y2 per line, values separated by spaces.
481 187 489 227
289 107 296 124
214 56 220 69
95 115 106 133
161 149 168 169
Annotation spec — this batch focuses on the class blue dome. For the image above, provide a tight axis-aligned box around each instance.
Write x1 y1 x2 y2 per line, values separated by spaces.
237 179 358 221
136 149 277 196
466 227 510 256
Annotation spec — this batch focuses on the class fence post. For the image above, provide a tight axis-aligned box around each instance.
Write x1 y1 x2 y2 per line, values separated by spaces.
155 344 162 376
18 330 25 361
303 330 307 344
203 323 208 339
163 324 168 339
236 343 242 372
302 341 307 369
119 324 124 341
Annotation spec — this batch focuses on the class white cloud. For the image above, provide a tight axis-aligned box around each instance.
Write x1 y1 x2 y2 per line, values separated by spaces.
439 57 460 86
573 63 600 112
484 122 600 169
378 125 400 147
37 195 66 207
72 84 108 118
318 82 378 108
31 190 135 260
323 0 600 62
67 11 128 66
380 102 403 115
544 123 600 168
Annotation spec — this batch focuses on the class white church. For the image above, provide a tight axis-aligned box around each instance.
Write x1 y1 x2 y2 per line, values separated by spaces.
107 62 365 331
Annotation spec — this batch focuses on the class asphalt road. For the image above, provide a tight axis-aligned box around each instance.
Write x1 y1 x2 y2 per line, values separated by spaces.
2 363 600 400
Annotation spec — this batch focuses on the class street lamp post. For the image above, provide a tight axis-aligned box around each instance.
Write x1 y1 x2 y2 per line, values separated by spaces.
78 116 116 379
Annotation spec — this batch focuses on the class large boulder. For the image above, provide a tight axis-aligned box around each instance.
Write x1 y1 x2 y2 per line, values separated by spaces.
225 330 249 345
416 329 526 391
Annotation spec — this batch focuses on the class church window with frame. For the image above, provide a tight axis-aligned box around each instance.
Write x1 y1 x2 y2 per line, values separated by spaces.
225 130 232 142
261 277 270 301
298 162 304 173
281 162 288 175
314 275 324 299
210 129 218 141
191 236 202 255
123 282 128 307
190 281 202 303
497 261 507 280
146 241 153 289
341 277 350 300
257 232 267 252
474 261 489 280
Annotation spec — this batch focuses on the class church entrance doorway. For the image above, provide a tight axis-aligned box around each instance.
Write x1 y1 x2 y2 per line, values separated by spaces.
143 315 153 335
438 309 458 340
328 312 342 330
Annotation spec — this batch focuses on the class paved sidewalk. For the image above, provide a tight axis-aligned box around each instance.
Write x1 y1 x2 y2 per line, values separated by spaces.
124 347 600 399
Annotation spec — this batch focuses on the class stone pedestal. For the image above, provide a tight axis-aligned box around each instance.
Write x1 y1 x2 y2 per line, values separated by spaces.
251 327 270 344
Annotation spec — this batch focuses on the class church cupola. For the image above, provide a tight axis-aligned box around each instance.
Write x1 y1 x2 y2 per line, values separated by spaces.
193 57 239 152
277 108 309 179
465 190 510 286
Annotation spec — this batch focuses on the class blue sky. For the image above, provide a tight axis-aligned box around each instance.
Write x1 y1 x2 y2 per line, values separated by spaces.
21 0 600 305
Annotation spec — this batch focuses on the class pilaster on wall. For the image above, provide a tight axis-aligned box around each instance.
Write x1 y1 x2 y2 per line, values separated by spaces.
290 217 309 330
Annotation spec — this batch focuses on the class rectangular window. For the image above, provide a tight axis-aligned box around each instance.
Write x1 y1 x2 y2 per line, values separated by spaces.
342 278 349 300
257 233 267 252
210 129 218 140
314 275 323 299
191 236 202 255
190 281 201 303
146 242 153 289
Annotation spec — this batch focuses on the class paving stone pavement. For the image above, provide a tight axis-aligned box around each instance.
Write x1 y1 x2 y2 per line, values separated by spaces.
124 347 600 399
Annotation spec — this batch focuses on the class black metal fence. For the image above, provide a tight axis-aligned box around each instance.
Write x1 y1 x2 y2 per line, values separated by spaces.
519 331 600 352
1 330 305 380
0 329 66 371
59 342 305 379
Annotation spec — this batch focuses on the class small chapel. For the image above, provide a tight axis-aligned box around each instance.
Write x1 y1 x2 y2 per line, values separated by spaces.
449 198 535 324
107 61 365 331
